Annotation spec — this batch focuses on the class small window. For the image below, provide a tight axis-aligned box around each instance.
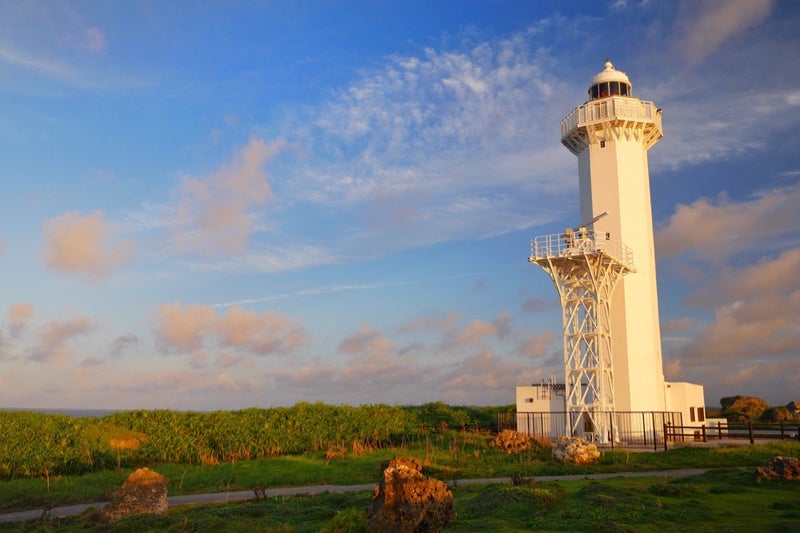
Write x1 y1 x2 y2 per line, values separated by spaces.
598 82 608 98
690 407 696 422
698 408 705 422
600 140 606 148
610 81 620 95
620 84 629 96
590 84 599 99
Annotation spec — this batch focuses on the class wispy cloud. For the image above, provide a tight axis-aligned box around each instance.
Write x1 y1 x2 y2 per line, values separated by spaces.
675 0 773 65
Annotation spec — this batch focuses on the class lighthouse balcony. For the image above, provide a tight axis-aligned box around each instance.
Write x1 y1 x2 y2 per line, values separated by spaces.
529 230 634 270
561 97 662 153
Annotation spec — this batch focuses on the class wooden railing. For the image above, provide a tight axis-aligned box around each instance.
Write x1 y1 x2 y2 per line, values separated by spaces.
663 421 800 450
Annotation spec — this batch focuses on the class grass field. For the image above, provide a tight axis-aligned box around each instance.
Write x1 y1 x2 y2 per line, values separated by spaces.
1 468 798 532
0 439 798 531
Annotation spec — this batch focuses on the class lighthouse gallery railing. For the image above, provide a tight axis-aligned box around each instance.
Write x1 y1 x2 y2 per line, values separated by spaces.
561 97 661 139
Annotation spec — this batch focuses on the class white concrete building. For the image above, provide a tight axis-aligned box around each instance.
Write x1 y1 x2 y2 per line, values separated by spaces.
519 61 706 443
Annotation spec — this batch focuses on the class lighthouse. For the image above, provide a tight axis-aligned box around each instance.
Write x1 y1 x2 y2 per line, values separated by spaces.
562 60 666 413
517 61 707 445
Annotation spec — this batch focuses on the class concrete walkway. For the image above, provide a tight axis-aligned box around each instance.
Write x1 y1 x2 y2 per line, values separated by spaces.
0 468 710 524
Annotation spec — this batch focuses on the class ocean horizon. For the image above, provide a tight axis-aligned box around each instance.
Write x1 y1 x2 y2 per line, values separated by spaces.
1 407 119 418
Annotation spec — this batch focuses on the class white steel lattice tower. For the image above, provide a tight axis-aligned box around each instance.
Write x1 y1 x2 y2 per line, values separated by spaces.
530 229 634 441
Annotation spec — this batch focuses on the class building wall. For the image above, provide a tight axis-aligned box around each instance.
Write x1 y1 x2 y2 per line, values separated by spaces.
516 385 566 439
665 381 707 428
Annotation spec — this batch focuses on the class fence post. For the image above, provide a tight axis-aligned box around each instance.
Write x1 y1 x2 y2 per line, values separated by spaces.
701 424 707 443
610 413 615 450
652 412 658 452
663 422 668 451
748 422 754 444
780 422 784 440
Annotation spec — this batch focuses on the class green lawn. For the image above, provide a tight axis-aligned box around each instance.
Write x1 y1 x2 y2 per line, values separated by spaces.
2 469 797 532
0 439 798 531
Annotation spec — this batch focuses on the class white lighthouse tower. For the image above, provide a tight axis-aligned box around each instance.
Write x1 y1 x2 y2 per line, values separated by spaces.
561 60 666 413
517 61 707 445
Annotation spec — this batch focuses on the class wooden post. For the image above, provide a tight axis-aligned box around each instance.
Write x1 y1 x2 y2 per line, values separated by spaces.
748 422 755 444
701 424 707 443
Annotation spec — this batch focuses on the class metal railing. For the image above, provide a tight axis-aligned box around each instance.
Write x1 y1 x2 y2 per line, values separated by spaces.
530 230 634 270
561 97 661 139
501 410 682 450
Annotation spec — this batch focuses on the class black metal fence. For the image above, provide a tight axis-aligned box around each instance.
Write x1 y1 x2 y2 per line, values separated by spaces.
500 411 800 450
500 410 683 450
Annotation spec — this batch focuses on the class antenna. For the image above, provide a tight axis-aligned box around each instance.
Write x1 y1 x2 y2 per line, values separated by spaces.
578 210 609 229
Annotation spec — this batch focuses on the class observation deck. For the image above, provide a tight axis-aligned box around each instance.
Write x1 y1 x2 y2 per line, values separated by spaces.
529 229 635 272
561 97 662 155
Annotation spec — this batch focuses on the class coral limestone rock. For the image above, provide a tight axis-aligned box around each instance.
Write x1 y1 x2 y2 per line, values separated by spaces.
367 457 455 533
103 467 168 520
757 456 800 481
489 429 533 454
552 436 600 466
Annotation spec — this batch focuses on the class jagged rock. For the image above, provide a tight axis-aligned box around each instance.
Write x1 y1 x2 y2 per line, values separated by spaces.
103 467 168 520
552 436 600 466
366 457 455 533
756 456 800 480
489 429 533 454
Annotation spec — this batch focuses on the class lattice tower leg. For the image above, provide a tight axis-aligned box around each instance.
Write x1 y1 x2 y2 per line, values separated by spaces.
536 253 628 444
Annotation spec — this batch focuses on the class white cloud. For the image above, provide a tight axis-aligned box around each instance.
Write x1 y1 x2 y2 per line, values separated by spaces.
42 211 134 280
153 302 307 357
28 316 95 364
7 302 35 337
655 184 800 260
288 32 576 251
173 138 284 256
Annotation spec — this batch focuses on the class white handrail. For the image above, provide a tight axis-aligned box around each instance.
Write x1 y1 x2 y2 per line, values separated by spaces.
530 230 634 270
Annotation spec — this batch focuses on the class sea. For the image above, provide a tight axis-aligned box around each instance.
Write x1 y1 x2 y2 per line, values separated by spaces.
1 407 119 418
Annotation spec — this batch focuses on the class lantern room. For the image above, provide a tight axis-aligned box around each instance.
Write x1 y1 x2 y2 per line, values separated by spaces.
588 60 632 100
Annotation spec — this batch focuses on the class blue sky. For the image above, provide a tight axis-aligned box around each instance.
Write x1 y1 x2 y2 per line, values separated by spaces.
1 0 798 410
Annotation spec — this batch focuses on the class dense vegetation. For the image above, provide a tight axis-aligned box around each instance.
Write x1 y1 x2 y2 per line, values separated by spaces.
0 402 506 482
720 395 800 422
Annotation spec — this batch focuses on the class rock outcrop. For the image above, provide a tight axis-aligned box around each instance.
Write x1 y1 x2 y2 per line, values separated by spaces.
489 429 533 454
552 436 600 466
756 456 800 481
103 467 168 520
366 457 455 533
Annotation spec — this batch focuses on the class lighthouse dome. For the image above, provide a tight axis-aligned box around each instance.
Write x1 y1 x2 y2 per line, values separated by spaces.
588 60 632 100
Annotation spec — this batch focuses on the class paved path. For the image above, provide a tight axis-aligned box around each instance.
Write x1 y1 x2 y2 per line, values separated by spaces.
0 468 710 524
